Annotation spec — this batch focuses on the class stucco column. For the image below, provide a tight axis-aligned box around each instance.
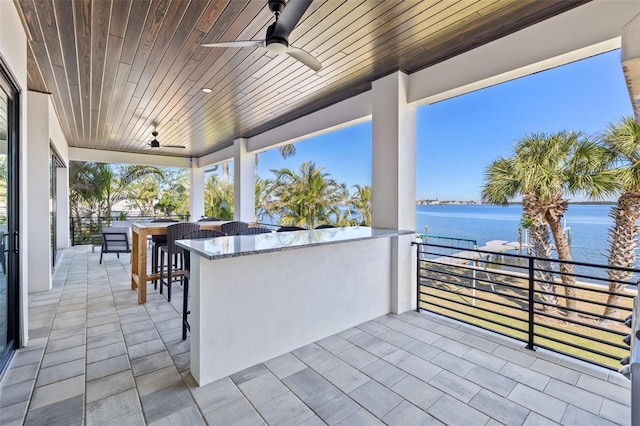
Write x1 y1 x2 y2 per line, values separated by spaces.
189 159 205 221
26 91 52 292
233 138 256 222
56 166 70 248
371 71 417 313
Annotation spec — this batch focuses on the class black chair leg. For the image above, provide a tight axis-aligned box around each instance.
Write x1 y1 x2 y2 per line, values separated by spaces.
153 244 161 290
151 244 156 289
182 277 189 340
159 251 165 295
167 265 172 302
99 251 103 264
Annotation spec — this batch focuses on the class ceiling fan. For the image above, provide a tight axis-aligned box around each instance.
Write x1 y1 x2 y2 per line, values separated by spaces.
201 0 321 72
148 131 185 149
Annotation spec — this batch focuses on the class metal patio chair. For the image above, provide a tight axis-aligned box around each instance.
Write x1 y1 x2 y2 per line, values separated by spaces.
237 227 272 235
159 222 199 302
277 226 306 232
100 227 131 264
180 229 227 340
220 221 249 236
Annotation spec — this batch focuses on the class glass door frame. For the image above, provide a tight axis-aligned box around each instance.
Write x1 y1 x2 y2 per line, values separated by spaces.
49 147 64 270
0 56 20 375
50 151 56 269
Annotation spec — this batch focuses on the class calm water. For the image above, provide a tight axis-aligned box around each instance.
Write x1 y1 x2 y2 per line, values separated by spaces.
416 204 616 266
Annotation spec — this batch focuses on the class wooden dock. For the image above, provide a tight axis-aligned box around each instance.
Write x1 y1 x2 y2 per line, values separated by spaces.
431 240 524 265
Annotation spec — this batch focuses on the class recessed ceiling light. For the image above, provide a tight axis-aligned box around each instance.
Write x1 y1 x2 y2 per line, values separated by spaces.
202 88 213 93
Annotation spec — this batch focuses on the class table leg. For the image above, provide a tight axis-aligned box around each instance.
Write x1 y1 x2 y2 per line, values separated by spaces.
137 229 148 303
131 230 138 290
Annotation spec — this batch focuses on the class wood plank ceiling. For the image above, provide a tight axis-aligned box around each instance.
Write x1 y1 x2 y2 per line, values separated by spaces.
15 0 588 158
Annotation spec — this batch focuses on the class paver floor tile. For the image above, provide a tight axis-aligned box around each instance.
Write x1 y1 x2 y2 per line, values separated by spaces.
205 396 265 426
349 380 403 418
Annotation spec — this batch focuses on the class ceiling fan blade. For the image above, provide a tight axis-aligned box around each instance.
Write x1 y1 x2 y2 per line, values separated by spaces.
201 40 264 48
287 47 322 71
163 145 186 149
272 0 312 40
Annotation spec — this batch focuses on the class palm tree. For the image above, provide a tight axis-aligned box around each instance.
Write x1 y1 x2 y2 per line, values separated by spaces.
483 158 558 309
69 161 164 242
70 162 163 218
204 174 234 219
483 131 615 316
221 162 229 183
254 143 297 179
351 184 372 225
279 144 296 159
254 144 297 221
267 161 343 228
255 177 274 223
599 117 640 322
155 168 190 217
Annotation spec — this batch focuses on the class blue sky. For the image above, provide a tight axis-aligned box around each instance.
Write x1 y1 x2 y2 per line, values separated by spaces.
220 49 633 201
256 123 371 186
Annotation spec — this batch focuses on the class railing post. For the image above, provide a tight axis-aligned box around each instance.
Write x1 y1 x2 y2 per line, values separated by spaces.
527 256 535 350
415 242 420 312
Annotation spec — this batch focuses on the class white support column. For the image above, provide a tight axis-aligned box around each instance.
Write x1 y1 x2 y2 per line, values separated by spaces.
233 138 256 222
56 167 70 248
190 160 205 221
371 71 417 314
26 91 52 292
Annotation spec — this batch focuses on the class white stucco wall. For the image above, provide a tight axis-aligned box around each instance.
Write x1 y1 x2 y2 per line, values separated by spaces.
56 167 70 249
1 0 29 345
69 146 192 168
26 91 53 292
189 164 205 221
48 96 70 249
233 138 255 222
371 72 416 314
190 236 393 385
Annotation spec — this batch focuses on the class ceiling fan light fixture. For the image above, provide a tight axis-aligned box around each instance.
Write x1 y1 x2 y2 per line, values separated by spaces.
202 87 213 93
266 40 288 54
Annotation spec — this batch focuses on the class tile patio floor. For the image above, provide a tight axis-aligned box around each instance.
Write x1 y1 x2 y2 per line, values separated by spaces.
0 245 632 425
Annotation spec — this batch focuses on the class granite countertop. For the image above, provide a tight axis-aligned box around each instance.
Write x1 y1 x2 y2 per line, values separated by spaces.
176 226 414 260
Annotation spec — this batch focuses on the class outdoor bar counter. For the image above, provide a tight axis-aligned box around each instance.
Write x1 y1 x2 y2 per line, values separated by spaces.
177 226 414 386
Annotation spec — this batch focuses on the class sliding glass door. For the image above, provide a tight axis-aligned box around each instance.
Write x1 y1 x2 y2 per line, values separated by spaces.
0 62 20 374
49 150 64 270
50 152 56 269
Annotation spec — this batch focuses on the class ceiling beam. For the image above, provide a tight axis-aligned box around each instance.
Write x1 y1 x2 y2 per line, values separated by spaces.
68 147 192 168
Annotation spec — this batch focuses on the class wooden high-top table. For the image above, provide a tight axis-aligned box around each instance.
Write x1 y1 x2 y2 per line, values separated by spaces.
130 221 229 303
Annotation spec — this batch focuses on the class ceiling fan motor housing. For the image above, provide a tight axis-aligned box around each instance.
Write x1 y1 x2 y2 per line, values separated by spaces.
268 0 286 15
265 22 288 54
150 130 160 147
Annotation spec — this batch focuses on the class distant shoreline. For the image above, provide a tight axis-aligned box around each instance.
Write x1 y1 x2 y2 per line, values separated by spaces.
416 200 616 206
